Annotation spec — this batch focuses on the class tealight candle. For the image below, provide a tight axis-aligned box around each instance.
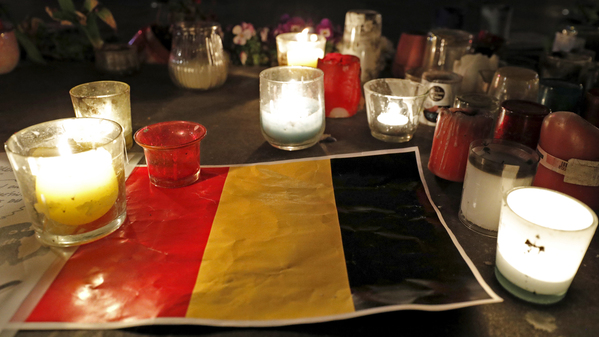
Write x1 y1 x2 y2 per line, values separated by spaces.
259 66 325 151
495 186 598 304
363 78 428 143
5 118 128 247
276 29 326 68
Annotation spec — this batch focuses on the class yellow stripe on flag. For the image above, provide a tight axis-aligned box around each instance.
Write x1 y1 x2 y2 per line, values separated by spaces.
186 159 355 320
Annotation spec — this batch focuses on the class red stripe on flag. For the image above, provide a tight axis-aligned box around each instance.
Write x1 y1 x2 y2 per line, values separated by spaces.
26 166 229 322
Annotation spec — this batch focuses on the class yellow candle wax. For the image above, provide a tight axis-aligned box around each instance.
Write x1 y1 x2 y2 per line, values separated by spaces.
286 30 325 68
34 147 119 226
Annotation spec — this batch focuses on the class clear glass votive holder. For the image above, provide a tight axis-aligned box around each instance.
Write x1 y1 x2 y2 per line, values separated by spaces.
339 9 383 83
276 32 326 68
363 78 428 143
134 121 207 188
259 66 326 151
70 81 133 150
487 66 539 104
496 186 598 304
4 118 128 247
459 139 539 237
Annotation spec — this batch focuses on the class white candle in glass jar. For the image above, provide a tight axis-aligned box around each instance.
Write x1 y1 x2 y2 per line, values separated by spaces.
495 187 598 301
277 30 326 68
261 94 324 144
459 139 538 235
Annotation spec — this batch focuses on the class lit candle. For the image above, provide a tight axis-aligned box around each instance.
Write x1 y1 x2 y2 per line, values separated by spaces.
34 141 119 226
276 29 326 68
495 186 598 304
261 82 324 144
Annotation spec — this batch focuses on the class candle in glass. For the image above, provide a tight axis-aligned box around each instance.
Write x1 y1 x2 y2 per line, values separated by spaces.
4 118 127 247
259 66 325 151
495 186 598 304
276 29 326 68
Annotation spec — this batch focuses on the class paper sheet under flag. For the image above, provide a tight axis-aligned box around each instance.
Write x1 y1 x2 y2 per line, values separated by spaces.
7 148 501 329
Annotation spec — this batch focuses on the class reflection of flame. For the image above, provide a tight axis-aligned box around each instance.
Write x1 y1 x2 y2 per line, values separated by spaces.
297 28 319 42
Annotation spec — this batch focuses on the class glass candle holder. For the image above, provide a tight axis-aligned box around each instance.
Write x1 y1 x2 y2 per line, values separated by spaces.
540 52 592 83
0 23 20 74
4 118 127 247
363 79 428 143
493 99 550 150
276 31 326 68
339 10 383 83
169 22 228 90
134 121 207 188
428 108 495 182
317 53 362 118
537 78 583 114
495 186 598 304
70 81 133 150
259 66 325 151
421 28 473 72
459 139 539 237
487 66 539 103
392 32 427 78
94 43 140 76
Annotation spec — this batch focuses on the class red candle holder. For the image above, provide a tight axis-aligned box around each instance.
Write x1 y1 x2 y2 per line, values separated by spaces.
428 108 495 182
493 100 550 150
134 121 207 188
317 53 361 118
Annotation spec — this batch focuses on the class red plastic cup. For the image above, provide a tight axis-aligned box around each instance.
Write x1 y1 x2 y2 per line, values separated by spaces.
317 53 361 118
392 32 427 78
134 121 207 188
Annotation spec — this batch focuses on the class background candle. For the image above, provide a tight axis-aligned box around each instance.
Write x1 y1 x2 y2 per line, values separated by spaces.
495 187 598 304
276 31 326 68
459 139 539 237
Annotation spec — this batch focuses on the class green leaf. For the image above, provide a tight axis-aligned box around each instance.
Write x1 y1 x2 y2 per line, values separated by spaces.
57 0 77 13
81 14 103 49
83 0 99 12
14 29 47 64
96 7 117 30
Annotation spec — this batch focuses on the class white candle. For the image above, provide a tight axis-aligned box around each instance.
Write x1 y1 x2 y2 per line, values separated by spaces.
277 30 326 68
261 90 324 144
33 143 119 226
373 103 412 135
495 187 598 303
460 140 538 234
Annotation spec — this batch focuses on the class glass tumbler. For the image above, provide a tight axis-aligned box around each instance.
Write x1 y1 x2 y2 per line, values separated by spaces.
421 28 473 72
259 66 325 151
4 118 127 247
363 79 428 143
70 81 133 149
169 22 228 90
487 66 539 103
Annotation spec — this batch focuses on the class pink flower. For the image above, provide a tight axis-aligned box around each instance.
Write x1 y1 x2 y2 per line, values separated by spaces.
232 22 256 46
239 51 248 65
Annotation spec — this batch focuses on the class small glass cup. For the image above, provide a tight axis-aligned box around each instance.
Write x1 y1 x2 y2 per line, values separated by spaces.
540 52 592 83
4 118 127 247
134 121 207 188
363 78 428 143
276 32 326 68
317 53 362 118
421 28 473 72
94 43 140 76
70 81 133 150
487 66 539 103
392 32 427 78
259 66 325 151
169 22 228 90
459 139 539 237
495 186 598 304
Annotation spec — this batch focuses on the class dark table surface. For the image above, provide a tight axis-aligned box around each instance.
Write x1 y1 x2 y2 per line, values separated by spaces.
1 62 598 337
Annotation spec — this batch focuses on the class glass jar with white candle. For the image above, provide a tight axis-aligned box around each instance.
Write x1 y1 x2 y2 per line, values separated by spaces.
169 22 228 90
363 78 428 143
496 186 598 304
339 10 382 83
276 30 326 68
259 66 325 151
459 139 539 237
4 118 127 247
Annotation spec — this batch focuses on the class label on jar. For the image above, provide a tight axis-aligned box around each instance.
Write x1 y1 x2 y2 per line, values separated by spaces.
537 145 599 186
423 82 455 109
